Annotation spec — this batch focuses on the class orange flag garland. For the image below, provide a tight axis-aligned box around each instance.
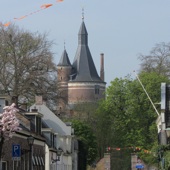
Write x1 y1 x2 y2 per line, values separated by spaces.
106 146 151 154
3 22 11 27
40 4 53 9
1 0 64 27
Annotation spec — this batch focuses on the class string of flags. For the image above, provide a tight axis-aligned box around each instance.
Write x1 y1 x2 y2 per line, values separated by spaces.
106 146 152 154
1 0 64 27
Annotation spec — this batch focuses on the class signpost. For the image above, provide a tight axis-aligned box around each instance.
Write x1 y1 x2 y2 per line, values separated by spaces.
135 164 144 169
12 144 21 161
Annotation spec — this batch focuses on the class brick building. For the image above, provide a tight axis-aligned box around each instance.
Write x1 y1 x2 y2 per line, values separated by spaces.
57 18 106 114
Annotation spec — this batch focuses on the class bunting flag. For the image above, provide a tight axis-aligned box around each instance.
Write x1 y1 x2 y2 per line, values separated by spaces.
106 146 152 154
3 22 11 27
40 4 53 9
1 0 64 27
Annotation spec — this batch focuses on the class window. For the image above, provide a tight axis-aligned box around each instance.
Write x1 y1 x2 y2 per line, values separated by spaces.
36 116 42 135
95 85 100 94
2 161 7 170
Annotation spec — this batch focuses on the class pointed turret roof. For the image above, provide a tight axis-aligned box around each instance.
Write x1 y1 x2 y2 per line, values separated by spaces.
72 21 102 82
57 49 71 66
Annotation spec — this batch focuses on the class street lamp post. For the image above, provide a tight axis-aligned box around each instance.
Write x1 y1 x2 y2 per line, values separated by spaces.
51 148 62 163
27 135 34 170
51 148 62 170
0 136 2 170
56 148 62 161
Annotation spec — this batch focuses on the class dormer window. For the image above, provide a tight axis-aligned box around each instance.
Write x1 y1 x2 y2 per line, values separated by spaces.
95 85 100 94
24 111 43 135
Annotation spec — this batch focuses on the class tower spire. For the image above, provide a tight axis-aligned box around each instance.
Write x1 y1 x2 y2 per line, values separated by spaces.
82 8 84 21
64 40 66 50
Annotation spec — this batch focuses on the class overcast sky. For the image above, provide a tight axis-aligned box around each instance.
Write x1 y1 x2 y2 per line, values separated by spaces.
1 0 170 86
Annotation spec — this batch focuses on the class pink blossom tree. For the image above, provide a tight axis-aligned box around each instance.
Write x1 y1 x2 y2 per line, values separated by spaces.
0 103 22 169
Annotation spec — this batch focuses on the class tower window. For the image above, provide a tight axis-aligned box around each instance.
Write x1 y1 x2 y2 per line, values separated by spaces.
95 85 100 94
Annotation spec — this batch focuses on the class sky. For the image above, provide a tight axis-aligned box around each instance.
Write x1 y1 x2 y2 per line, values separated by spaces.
1 0 170 86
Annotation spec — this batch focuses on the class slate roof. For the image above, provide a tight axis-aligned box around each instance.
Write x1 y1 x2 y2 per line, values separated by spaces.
72 21 103 82
57 49 71 66
30 104 72 135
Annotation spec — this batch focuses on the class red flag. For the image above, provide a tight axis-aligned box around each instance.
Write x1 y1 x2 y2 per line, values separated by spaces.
41 4 53 9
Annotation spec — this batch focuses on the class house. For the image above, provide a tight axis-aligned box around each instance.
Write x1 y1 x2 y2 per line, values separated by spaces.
0 95 46 170
30 96 78 170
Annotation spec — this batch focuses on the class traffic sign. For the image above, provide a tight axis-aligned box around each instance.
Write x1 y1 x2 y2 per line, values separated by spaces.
136 164 144 169
12 144 21 161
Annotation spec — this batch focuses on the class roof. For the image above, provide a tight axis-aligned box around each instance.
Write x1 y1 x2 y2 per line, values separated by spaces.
30 104 72 136
57 49 71 66
72 21 103 82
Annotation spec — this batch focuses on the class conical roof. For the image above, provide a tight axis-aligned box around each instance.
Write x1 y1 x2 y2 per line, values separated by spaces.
57 49 71 66
72 21 102 82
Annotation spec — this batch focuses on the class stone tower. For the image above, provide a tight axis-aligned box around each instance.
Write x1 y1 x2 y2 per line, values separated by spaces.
57 19 106 113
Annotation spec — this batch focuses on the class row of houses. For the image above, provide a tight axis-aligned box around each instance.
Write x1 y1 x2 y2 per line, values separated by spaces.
0 95 79 170
0 17 106 170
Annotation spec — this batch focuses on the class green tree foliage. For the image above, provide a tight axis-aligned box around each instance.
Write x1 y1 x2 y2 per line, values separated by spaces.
95 72 170 168
71 120 98 169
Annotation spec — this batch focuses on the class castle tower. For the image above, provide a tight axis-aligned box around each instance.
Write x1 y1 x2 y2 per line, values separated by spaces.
57 16 106 113
57 49 72 111
67 19 106 106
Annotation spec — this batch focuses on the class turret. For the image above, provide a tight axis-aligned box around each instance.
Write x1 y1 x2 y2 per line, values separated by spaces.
57 49 72 112
57 49 72 82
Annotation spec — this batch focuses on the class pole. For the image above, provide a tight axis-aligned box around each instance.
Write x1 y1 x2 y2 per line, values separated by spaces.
0 157 2 170
133 71 160 116
0 136 4 170
29 144 33 170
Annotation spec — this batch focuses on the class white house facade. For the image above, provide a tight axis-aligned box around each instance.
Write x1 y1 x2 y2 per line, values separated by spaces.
30 96 78 170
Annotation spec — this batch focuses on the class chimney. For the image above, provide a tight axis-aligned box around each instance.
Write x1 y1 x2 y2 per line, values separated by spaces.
35 96 43 105
11 96 18 107
100 53 105 81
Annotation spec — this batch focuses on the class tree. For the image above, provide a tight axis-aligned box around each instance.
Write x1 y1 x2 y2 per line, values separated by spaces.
139 42 170 77
93 99 113 158
95 72 170 169
71 120 98 170
0 24 57 108
0 103 21 170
